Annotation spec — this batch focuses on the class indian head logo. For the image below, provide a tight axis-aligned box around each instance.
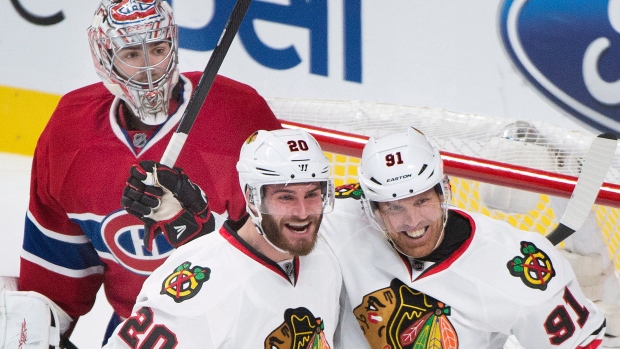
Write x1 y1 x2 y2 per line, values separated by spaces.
507 241 555 290
500 0 620 134
354 279 458 349
161 261 211 302
108 0 160 26
265 307 331 349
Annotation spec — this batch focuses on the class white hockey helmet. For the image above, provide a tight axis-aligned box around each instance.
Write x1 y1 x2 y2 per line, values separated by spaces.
237 129 335 218
359 127 445 203
88 0 179 125
359 128 450 256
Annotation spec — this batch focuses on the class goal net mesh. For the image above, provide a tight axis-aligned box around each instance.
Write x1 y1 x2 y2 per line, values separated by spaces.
266 97 620 278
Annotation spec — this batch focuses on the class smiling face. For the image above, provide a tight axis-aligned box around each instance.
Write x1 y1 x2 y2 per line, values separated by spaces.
375 188 445 258
258 182 325 256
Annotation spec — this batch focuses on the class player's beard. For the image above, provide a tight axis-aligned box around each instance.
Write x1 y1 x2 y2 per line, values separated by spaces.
260 213 323 256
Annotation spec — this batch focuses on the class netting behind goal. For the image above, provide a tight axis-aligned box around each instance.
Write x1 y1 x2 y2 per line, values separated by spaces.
266 98 620 277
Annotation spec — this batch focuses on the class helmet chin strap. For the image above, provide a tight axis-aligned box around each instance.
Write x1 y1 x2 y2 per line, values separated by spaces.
247 205 290 255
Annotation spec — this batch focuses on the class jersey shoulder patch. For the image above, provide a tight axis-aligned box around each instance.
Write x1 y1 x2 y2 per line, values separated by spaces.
335 182 364 200
160 261 211 303
506 241 556 291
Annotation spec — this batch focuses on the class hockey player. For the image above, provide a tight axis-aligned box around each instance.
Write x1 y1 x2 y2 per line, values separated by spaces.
321 127 607 348
0 0 281 347
103 129 345 348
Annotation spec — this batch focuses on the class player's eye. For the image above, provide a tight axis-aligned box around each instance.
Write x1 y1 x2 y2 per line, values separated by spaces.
305 191 320 199
276 194 295 201
415 198 430 206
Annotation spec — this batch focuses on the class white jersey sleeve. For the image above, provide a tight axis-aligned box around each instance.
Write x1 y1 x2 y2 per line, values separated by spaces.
432 211 607 349
103 305 215 349
501 234 606 348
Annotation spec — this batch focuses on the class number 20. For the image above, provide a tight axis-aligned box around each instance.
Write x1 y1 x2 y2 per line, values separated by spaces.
119 307 178 348
287 140 309 151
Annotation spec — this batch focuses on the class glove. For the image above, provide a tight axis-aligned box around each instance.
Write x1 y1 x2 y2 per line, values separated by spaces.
121 161 215 251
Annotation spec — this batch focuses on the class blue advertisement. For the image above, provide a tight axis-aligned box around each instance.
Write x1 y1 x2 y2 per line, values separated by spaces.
9 0 362 83
500 0 620 134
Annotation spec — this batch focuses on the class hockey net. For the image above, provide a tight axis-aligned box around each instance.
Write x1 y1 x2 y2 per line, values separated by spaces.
266 98 620 282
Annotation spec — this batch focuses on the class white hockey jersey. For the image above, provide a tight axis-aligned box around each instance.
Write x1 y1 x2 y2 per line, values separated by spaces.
103 217 343 349
321 185 606 349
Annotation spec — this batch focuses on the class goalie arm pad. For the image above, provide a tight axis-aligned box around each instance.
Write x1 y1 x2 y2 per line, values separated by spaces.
0 287 73 348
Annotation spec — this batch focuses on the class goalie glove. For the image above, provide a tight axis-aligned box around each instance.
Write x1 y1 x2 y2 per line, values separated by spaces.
121 160 215 251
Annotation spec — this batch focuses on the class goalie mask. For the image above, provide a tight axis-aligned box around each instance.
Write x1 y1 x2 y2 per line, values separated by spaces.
88 0 179 125
236 129 335 252
358 127 451 257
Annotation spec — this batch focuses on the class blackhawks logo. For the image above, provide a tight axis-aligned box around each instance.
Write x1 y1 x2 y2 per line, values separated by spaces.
354 279 458 349
334 183 364 200
507 241 555 290
245 131 259 144
161 261 210 302
264 307 331 349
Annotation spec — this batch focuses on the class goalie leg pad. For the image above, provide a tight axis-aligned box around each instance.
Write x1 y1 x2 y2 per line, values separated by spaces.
0 291 72 348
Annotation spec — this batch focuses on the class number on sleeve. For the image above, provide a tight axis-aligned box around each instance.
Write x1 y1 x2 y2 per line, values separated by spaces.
544 287 590 345
563 287 589 327
118 307 178 349
140 326 178 349
545 305 575 345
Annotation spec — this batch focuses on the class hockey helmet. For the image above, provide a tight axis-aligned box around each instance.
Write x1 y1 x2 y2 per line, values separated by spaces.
88 0 179 125
237 129 335 218
359 128 451 254
359 127 445 202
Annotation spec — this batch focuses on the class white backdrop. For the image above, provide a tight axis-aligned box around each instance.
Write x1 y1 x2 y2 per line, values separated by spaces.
0 0 585 130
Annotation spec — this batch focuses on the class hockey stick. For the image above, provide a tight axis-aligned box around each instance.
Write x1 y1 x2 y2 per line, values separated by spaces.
546 132 617 245
160 0 253 167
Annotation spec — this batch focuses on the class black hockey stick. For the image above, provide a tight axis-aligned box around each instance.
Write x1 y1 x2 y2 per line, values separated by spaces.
546 132 617 245
160 0 253 167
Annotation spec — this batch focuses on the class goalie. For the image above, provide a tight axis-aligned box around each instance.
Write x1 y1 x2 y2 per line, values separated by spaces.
477 121 620 347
